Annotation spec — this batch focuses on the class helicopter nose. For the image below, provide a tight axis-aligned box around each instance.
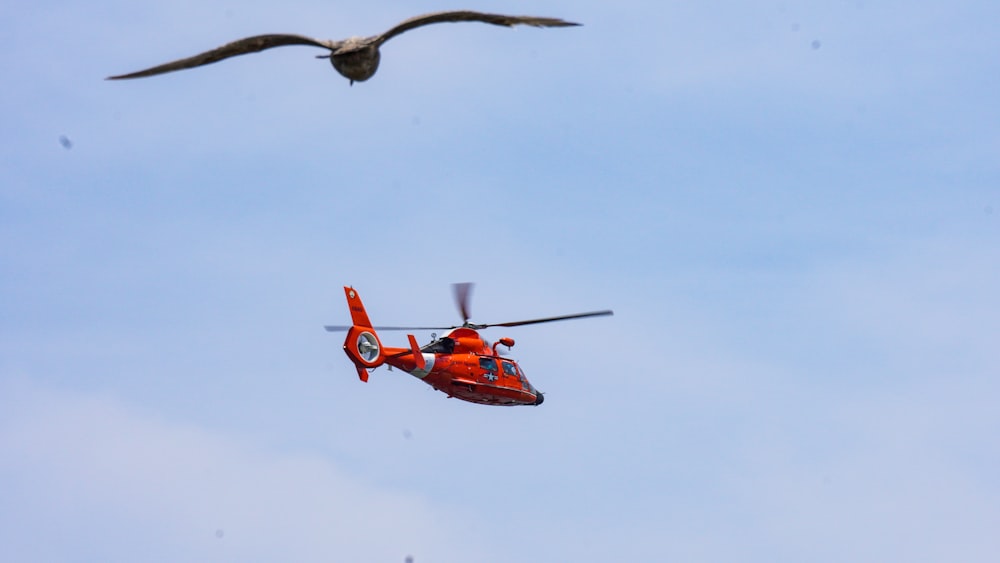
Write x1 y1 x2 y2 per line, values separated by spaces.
532 392 544 406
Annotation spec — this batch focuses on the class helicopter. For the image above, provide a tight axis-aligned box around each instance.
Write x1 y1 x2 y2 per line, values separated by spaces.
324 283 613 406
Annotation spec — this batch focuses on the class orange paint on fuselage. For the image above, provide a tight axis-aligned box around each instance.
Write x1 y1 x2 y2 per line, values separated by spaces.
336 286 544 406
381 327 540 406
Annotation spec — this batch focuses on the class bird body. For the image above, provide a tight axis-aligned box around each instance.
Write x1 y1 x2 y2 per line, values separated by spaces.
108 11 580 85
326 39 381 84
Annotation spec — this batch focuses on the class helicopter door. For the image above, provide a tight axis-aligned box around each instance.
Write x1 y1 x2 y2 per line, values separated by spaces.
478 356 499 382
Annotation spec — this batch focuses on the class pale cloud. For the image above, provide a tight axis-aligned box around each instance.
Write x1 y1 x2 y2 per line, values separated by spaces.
0 380 487 563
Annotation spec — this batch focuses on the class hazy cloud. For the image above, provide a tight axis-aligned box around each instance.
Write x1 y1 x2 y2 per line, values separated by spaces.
0 380 486 563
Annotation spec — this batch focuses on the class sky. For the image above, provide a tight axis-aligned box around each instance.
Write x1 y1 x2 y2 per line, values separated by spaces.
1 0 998 561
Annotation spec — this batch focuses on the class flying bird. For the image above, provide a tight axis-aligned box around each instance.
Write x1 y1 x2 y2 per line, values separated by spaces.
107 11 580 85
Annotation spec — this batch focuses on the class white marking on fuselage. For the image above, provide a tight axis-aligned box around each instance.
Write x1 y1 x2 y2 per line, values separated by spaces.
409 354 435 379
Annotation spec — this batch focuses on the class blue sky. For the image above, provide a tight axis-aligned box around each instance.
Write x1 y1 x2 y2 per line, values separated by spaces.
2 1 998 561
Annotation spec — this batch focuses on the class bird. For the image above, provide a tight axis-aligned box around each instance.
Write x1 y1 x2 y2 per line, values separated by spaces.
107 11 580 85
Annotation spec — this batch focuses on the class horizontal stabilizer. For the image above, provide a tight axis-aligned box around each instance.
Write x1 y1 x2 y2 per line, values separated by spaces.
408 334 425 369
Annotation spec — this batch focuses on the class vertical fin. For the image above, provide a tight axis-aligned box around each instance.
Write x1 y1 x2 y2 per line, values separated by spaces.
355 365 369 382
341 286 384 379
344 286 374 328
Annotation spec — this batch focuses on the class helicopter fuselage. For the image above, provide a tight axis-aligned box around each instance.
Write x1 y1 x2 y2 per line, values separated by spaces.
381 328 543 406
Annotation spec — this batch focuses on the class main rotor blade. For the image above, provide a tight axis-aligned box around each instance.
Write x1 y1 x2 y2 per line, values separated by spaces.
481 310 614 328
324 325 452 332
452 282 474 324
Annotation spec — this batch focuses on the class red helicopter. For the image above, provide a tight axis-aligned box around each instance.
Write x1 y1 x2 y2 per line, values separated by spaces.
324 283 612 406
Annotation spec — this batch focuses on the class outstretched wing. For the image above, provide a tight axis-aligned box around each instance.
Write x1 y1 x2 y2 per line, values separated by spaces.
108 34 341 79
374 11 580 46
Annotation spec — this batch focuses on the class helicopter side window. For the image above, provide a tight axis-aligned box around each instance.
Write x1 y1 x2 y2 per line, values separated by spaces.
421 337 455 355
478 356 498 372
501 361 518 377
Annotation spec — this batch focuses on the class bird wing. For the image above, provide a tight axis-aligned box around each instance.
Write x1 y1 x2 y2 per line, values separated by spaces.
107 34 342 79
373 11 580 46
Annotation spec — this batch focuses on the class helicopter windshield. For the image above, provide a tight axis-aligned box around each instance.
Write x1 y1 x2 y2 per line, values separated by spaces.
421 337 454 354
505 361 529 388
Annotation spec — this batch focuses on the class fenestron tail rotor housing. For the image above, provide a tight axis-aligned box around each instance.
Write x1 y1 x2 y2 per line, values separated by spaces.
355 331 380 362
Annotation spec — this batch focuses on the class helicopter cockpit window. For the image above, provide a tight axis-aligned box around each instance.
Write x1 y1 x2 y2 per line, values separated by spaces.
514 363 528 385
478 356 498 372
421 337 455 355
501 361 518 377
